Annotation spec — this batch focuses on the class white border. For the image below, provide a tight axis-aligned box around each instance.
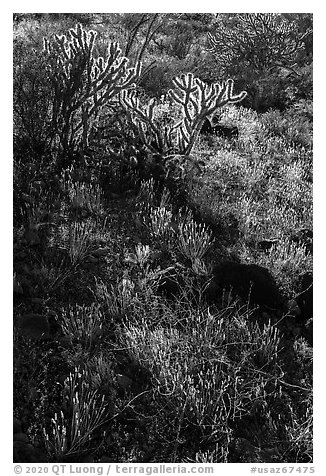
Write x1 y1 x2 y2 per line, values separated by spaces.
4 3 325 473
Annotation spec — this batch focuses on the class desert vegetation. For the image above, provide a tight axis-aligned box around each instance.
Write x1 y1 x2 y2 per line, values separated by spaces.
13 13 313 464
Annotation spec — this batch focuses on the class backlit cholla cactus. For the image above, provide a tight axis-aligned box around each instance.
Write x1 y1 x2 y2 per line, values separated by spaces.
119 91 181 156
43 23 141 157
169 74 246 155
120 73 246 158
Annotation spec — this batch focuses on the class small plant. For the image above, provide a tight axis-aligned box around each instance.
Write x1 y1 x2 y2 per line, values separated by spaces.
284 391 313 462
69 181 103 215
118 272 136 309
59 304 103 351
178 219 213 263
32 260 72 294
92 277 123 320
43 367 108 460
117 300 289 462
84 353 116 393
149 206 173 239
125 243 151 268
68 220 92 265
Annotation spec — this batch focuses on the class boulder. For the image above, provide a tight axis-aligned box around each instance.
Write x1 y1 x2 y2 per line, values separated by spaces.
16 314 50 340
200 117 239 139
208 261 282 309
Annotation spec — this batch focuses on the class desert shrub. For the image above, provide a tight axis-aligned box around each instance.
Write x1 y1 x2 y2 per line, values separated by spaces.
59 304 104 352
43 367 109 461
68 221 92 265
117 295 310 462
139 58 176 97
207 14 312 111
260 109 312 148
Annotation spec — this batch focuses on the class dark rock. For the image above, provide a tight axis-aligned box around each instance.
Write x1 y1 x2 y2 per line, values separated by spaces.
92 247 110 258
30 298 45 304
17 314 50 340
23 229 40 246
296 272 313 322
100 456 116 463
200 118 214 134
200 117 239 139
214 124 239 139
80 455 95 463
257 238 279 251
208 261 282 309
13 441 46 463
13 433 30 443
13 417 22 434
85 255 100 263
157 269 185 300
116 374 133 392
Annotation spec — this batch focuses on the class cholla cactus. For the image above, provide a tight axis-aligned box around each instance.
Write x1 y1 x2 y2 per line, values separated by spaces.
169 73 246 155
120 73 246 157
43 23 141 158
119 91 181 155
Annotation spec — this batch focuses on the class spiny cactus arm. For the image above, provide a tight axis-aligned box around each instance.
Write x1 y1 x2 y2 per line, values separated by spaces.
169 74 246 155
165 121 182 151
178 125 189 150
85 46 130 99
120 92 179 154
196 78 246 117
171 74 197 96
120 93 159 134
119 60 142 87
220 78 247 104
169 73 199 124
136 122 151 150
70 22 96 48
45 27 96 111
119 91 151 125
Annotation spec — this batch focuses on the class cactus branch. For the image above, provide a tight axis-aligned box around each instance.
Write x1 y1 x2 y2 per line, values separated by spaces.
169 73 246 155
